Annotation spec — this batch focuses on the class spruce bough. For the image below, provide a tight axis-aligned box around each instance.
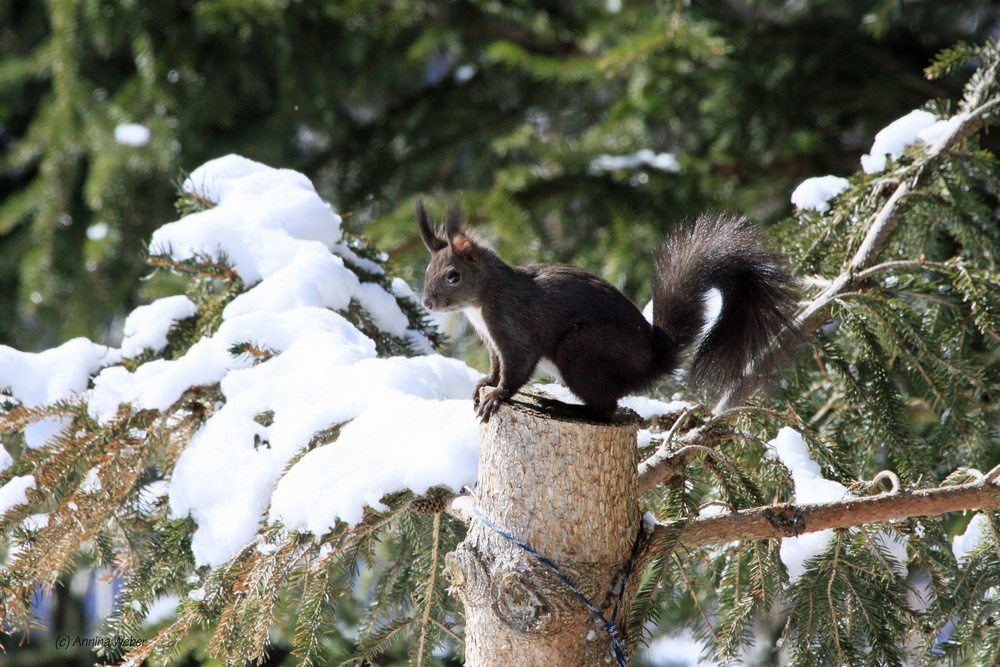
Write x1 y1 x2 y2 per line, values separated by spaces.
3 42 1000 667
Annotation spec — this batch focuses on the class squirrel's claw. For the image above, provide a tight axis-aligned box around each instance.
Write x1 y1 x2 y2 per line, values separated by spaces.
473 377 495 407
476 388 508 422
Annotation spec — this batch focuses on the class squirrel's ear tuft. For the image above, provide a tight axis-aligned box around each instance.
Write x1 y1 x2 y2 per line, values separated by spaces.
416 198 446 251
444 197 465 239
445 197 482 263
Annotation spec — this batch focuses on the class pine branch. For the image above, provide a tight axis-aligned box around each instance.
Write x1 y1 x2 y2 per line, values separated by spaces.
414 512 442 667
797 96 1000 333
634 407 787 495
146 251 241 284
652 471 1000 551
635 407 704 495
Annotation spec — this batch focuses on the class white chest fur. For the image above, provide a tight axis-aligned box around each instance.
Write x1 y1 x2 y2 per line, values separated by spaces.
463 307 564 383
463 307 495 350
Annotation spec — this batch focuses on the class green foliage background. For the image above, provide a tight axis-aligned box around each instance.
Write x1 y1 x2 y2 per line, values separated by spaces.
5 2 1000 667
2 0 991 351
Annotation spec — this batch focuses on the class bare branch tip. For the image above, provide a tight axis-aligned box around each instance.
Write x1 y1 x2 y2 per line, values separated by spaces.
982 463 1000 485
866 470 902 495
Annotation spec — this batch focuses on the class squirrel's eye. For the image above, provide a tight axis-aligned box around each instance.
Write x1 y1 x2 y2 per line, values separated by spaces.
446 269 461 284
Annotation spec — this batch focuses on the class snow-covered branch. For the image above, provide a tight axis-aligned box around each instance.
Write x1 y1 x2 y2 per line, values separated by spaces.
796 98 1000 333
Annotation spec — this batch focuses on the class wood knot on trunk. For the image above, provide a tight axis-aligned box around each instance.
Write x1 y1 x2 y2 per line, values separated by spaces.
454 390 642 666
492 568 555 634
763 505 806 536
444 541 490 605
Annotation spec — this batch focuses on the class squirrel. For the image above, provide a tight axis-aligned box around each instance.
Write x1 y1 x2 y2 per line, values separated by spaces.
416 199 799 422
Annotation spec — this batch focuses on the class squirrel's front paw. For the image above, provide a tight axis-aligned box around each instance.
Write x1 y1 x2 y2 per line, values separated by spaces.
472 378 495 407
476 388 509 422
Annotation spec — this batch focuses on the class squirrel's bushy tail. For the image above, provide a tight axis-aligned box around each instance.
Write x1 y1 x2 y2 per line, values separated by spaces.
651 214 799 407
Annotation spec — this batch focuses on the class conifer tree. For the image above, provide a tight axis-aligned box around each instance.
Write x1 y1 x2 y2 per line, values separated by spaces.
4 31 1000 667
2 0 995 354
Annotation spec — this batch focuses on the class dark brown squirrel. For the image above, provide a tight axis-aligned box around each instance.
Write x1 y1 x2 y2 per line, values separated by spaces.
417 199 799 422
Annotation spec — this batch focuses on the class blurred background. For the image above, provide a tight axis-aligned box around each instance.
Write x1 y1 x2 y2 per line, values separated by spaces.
3 0 996 355
2 1 999 664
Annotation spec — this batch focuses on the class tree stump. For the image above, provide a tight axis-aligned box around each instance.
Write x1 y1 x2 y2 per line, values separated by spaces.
446 389 642 666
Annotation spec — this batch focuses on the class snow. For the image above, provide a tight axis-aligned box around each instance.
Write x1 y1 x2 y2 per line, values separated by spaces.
766 428 842 581
114 123 151 147
256 542 278 555
590 149 681 174
767 427 849 580
151 155 426 351
145 594 180 625
791 175 850 213
767 427 908 580
454 64 477 83
861 110 940 174
220 245 359 318
0 338 121 448
98 304 460 566
533 382 692 420
779 529 834 583
767 428 849 505
81 467 102 493
169 342 478 565
917 114 967 147
151 155 344 285
139 480 169 504
697 504 729 517
57 154 480 566
121 295 197 358
2 513 47 568
5 154 483 568
391 279 435 355
619 396 693 419
643 630 719 666
0 446 12 473
269 393 480 534
335 243 385 276
87 222 109 241
952 513 991 561
0 475 36 515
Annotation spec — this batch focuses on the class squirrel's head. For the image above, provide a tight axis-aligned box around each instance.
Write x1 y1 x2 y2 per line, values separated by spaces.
416 198 489 313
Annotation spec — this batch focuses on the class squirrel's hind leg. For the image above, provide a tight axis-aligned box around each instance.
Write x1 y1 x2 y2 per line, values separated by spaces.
535 395 616 422
551 323 654 418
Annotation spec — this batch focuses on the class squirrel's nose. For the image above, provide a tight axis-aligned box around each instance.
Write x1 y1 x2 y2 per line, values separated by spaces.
422 296 433 310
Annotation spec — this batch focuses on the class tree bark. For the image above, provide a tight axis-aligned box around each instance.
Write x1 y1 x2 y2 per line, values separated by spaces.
445 391 642 666
658 475 1000 550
